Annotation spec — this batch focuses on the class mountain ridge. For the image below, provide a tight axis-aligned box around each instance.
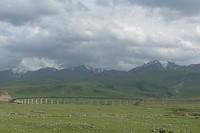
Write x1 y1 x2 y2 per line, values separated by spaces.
1 60 200 99
1 60 200 81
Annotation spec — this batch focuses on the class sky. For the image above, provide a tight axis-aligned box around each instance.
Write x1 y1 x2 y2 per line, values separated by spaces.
0 0 200 71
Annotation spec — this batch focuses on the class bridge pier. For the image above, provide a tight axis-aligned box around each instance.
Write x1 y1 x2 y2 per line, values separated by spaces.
45 99 48 104
40 99 42 104
50 99 53 104
36 99 38 104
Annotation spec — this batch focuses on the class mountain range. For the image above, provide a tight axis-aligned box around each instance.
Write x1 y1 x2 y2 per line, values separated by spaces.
1 60 200 99
1 60 200 80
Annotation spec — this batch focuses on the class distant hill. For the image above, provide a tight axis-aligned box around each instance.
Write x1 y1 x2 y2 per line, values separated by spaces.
0 60 200 99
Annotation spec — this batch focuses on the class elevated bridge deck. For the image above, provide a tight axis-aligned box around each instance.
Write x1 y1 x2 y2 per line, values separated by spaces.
11 97 143 105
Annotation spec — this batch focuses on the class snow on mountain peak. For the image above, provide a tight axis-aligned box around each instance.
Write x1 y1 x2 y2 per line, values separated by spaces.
12 68 28 74
83 65 105 74
144 60 161 66
160 61 168 68
145 60 174 69
69 65 105 74
12 68 29 78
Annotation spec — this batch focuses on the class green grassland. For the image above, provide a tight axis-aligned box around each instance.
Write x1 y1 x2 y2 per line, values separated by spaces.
0 102 199 133
1 71 200 99
1 68 200 132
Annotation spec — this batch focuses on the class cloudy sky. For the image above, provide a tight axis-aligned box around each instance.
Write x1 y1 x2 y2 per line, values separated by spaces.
0 0 200 71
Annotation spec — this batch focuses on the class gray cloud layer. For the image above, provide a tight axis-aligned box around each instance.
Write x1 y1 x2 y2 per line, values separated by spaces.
0 0 200 70
96 0 200 21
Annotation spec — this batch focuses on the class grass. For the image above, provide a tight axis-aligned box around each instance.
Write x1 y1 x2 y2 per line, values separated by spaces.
1 71 200 99
0 102 199 133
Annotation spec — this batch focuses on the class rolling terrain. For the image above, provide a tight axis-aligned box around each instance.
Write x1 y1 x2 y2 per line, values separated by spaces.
0 60 200 99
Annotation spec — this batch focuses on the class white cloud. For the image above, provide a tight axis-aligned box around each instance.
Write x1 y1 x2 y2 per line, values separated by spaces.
0 35 8 44
17 57 61 71
108 22 146 43
178 39 194 49
118 60 136 70
25 26 50 38
197 26 200 35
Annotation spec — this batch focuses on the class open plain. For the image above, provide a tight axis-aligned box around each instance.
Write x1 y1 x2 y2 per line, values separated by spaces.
0 102 199 133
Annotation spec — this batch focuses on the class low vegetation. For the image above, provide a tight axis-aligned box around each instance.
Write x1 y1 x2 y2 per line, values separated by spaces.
1 71 200 99
0 102 199 133
0 67 200 132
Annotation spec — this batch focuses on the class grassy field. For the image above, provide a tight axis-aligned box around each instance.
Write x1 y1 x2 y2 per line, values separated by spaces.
0 102 199 133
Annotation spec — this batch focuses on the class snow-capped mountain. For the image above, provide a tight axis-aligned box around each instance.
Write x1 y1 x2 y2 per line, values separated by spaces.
83 65 105 74
69 65 105 74
187 64 200 73
166 62 186 71
0 61 200 81
12 68 29 78
22 65 106 80
129 60 165 74
8 65 106 80
129 60 200 74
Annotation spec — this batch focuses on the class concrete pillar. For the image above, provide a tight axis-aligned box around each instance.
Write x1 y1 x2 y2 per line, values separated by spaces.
32 99 34 104
57 99 59 104
27 99 30 104
36 99 38 104
45 99 48 104
40 99 43 104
